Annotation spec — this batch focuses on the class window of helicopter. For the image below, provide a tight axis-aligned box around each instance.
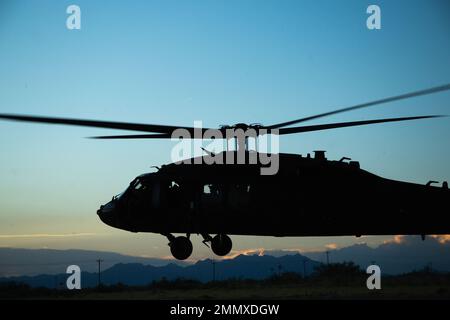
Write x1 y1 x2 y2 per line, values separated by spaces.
203 184 220 196
169 181 180 191
132 178 150 192
202 184 223 204
203 184 212 194
167 181 181 205
113 190 126 200
230 183 251 193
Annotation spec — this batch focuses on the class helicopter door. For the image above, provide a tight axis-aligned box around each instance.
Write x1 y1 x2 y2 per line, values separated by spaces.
156 180 192 213
201 183 225 214
227 183 251 212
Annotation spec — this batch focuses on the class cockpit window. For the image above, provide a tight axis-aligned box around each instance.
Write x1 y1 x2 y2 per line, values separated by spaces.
113 190 125 201
113 177 151 202
131 178 147 191
134 181 144 190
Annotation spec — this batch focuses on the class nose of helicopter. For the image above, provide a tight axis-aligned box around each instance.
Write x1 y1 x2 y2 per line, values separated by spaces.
97 200 118 227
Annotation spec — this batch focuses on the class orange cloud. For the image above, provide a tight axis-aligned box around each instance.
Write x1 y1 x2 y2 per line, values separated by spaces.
325 243 338 250
430 235 450 244
383 234 450 245
383 235 406 244
221 248 266 260
220 247 311 260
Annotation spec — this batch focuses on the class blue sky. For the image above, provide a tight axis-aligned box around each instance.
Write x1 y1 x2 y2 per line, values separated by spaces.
0 0 449 259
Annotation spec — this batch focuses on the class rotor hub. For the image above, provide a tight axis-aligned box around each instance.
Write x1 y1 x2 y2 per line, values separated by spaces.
220 123 264 131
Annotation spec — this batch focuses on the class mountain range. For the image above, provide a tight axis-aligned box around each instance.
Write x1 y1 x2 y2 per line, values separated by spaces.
273 235 450 274
1 235 449 288
0 253 319 288
0 247 186 277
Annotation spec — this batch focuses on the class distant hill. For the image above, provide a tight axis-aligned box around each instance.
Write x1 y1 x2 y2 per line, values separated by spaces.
0 254 319 288
0 248 187 277
302 236 450 274
2 234 449 283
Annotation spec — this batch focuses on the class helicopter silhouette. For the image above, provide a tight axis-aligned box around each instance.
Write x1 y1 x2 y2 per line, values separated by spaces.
1 84 449 260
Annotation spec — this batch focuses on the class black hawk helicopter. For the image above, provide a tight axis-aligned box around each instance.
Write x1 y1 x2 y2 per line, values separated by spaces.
1 84 449 260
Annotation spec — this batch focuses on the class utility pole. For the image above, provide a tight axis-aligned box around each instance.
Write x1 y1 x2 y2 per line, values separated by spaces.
303 260 307 278
326 251 330 265
212 259 216 282
97 259 103 288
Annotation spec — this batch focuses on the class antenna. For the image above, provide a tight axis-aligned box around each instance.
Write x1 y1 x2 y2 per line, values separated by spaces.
201 147 216 157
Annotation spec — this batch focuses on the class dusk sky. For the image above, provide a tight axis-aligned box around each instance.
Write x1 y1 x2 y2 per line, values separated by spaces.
0 0 449 260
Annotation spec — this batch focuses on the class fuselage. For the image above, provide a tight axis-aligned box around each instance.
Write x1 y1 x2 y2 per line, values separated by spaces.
97 151 450 237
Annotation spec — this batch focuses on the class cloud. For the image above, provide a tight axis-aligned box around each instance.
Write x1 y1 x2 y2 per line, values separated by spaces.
325 243 338 250
210 235 450 274
0 233 97 239
383 235 406 244
383 235 450 245
430 235 450 244
222 248 266 259
221 248 308 260
303 235 450 274
220 245 348 260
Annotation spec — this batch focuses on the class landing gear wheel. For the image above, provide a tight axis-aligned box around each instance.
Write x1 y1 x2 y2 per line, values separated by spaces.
170 236 193 260
211 234 232 256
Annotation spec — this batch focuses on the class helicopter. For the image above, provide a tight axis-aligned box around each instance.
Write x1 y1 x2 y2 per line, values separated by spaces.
0 84 449 260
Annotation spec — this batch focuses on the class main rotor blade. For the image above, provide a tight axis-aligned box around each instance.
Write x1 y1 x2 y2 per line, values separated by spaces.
88 134 222 139
0 114 214 135
267 84 450 129
278 115 445 135
88 134 172 139
92 115 444 138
